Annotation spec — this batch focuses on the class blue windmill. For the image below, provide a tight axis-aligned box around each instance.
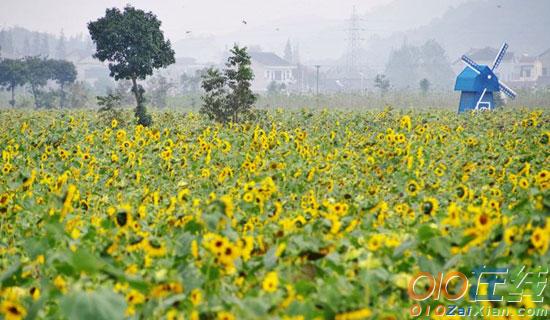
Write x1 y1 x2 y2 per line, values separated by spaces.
455 43 517 113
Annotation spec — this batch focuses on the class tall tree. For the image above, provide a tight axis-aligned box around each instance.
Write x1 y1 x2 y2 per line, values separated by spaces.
56 30 67 59
419 40 454 88
23 36 31 56
23 56 53 108
51 60 77 108
284 39 293 63
41 34 50 57
419 78 431 95
31 32 42 56
88 5 175 126
385 44 420 89
0 59 27 107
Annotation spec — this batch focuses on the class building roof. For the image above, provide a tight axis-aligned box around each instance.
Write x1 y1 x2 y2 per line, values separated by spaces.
467 47 515 62
250 51 291 67
455 66 500 92
518 54 536 64
538 48 550 59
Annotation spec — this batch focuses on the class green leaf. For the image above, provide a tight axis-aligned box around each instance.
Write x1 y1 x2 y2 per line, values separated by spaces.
60 288 126 320
71 249 104 274
417 224 438 242
263 246 278 269
0 260 21 288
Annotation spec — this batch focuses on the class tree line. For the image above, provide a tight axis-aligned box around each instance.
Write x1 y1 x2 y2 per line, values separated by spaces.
0 57 77 108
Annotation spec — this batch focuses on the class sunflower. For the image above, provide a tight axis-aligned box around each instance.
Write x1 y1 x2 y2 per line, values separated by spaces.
114 206 132 229
531 227 548 254
218 311 235 320
518 178 530 189
421 197 439 216
0 193 10 207
145 238 167 257
504 226 519 245
474 212 493 232
455 185 468 200
367 234 385 251
190 288 202 306
0 300 26 320
406 180 420 196
335 308 372 320
262 271 279 293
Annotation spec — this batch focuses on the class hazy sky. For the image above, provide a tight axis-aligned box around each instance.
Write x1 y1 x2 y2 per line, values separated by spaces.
0 0 391 39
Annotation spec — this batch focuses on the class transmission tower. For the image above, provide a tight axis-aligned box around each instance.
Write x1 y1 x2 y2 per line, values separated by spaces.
345 6 365 75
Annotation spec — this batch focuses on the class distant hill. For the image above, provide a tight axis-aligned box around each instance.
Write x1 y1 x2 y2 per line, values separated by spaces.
364 0 550 72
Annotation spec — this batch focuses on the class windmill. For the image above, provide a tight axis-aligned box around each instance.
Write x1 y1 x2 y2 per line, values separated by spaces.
454 43 517 113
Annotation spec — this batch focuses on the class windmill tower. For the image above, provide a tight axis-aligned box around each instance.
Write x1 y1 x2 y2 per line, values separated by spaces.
345 6 365 74
455 43 517 113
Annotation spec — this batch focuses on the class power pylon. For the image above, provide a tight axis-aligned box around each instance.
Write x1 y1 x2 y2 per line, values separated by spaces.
345 6 365 75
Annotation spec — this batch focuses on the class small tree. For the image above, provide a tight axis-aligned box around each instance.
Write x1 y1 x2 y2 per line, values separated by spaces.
374 74 390 97
51 59 77 108
0 58 27 107
419 78 431 96
97 94 125 126
200 68 229 123
88 5 175 126
200 45 256 123
225 45 256 122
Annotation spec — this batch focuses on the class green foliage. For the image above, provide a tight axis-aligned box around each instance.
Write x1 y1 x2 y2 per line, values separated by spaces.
419 78 431 95
60 288 126 320
374 74 390 97
385 40 454 89
23 56 52 108
200 45 257 123
0 58 26 107
147 75 173 108
88 5 176 126
51 59 77 108
97 94 124 126
267 81 286 95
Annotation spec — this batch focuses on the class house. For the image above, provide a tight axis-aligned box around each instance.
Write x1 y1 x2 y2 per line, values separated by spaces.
249 51 296 92
514 55 538 83
534 49 550 86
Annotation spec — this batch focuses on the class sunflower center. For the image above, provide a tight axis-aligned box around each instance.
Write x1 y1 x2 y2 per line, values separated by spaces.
116 211 128 227
423 202 433 215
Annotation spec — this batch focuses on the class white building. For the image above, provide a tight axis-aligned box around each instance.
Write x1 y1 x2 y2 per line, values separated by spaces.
249 51 296 92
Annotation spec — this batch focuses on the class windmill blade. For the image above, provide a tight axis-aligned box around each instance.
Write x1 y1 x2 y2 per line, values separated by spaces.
499 81 517 99
461 55 482 74
492 43 509 71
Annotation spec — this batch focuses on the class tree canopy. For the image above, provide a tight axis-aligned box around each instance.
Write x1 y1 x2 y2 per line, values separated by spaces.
88 5 175 126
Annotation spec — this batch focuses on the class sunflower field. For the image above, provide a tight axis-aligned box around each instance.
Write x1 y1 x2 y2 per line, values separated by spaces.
0 108 548 320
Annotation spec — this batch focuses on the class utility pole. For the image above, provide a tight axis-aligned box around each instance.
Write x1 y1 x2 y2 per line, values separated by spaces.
315 65 321 108
315 65 320 95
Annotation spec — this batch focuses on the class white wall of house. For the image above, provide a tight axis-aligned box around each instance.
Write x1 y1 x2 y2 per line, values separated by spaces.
251 61 296 92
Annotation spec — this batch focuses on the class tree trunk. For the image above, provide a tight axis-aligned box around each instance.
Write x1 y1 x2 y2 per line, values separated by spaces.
31 84 40 109
131 77 140 108
10 85 15 107
60 83 66 108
